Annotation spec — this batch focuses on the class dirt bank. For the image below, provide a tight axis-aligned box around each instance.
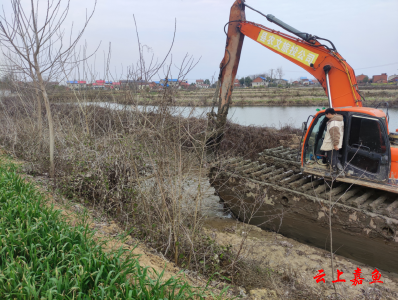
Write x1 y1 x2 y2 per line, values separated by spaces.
204 217 398 299
44 86 398 108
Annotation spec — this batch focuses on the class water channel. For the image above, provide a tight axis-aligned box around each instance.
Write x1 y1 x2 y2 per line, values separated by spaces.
92 102 398 131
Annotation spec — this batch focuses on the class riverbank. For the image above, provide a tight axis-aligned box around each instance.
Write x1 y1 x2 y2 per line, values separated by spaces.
0 101 298 298
44 86 398 108
0 149 398 300
5 151 398 299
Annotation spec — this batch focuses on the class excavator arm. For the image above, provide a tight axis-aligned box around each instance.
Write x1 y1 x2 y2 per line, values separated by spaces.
239 21 362 108
217 0 362 117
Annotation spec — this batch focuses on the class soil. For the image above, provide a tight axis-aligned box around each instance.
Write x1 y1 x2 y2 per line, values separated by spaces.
204 217 398 299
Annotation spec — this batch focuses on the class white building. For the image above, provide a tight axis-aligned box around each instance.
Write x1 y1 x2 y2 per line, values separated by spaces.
274 79 288 85
388 74 398 82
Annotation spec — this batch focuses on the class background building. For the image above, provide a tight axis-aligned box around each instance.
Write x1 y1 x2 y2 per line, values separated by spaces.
252 76 267 87
372 73 388 83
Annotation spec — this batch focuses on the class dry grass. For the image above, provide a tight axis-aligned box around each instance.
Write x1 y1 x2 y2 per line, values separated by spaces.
46 86 398 107
0 93 292 279
0 89 299 287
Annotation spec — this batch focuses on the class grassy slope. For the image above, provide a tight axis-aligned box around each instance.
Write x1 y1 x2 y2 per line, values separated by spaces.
0 158 213 299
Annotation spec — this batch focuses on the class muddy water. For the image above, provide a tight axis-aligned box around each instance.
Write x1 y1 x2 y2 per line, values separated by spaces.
182 177 231 218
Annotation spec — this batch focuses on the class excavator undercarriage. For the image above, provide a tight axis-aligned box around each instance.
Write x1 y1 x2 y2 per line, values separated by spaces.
209 147 398 273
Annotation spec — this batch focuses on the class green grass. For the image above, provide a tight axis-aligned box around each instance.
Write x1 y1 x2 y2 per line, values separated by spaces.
0 159 215 299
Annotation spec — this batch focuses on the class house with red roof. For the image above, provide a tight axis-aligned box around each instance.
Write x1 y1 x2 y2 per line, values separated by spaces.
92 80 105 90
372 73 388 83
148 82 157 89
179 80 190 89
299 77 309 85
356 74 368 83
195 79 211 88
252 76 267 87
195 79 207 88
78 81 86 89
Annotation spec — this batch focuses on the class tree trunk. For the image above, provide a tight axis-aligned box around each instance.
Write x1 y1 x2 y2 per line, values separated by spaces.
35 86 42 137
26 47 42 137
37 72 55 178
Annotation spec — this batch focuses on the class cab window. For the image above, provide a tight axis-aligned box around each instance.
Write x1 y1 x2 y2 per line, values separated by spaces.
349 116 386 153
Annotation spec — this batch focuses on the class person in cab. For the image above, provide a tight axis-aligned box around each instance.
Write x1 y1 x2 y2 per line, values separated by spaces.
320 108 344 173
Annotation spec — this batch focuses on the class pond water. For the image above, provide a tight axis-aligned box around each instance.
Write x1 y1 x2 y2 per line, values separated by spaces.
91 102 398 131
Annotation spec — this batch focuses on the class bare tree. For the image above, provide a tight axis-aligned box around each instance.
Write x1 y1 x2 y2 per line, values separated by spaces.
269 68 274 82
276 66 284 80
0 0 97 177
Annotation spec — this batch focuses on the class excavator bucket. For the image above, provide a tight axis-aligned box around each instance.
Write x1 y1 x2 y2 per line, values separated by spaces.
213 0 246 143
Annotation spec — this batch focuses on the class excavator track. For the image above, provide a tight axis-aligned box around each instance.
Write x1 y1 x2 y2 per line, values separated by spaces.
209 146 398 273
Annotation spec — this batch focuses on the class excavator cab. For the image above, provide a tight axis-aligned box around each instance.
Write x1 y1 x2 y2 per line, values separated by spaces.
302 109 392 187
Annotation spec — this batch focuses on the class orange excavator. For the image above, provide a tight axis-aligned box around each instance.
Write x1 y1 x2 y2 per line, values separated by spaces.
216 0 398 193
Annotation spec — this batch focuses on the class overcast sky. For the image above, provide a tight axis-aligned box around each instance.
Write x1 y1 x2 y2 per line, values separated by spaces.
2 0 398 83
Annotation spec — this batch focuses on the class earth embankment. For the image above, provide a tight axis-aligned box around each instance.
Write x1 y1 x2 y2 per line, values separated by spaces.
47 86 398 107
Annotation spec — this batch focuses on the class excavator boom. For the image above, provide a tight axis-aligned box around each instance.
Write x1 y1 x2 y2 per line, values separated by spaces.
239 22 362 108
217 0 362 109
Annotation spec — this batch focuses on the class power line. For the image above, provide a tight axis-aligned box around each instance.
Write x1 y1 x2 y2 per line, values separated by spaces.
189 62 398 80
271 62 398 73
355 62 398 70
